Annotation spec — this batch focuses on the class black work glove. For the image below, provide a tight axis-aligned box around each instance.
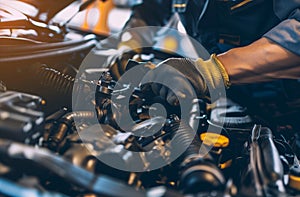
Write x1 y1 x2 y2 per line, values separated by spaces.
107 36 143 80
108 50 137 80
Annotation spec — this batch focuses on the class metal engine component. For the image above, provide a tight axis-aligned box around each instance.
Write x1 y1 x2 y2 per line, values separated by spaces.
0 91 44 144
240 125 286 196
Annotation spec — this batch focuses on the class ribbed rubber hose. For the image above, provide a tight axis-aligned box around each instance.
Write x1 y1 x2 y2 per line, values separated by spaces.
168 120 201 160
37 66 75 96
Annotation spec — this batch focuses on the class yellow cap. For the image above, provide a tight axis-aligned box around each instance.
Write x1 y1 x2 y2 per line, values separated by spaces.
200 132 230 148
219 159 232 169
289 175 300 190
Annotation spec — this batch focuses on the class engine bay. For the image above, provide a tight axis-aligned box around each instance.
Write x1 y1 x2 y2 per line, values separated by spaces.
1 1 300 197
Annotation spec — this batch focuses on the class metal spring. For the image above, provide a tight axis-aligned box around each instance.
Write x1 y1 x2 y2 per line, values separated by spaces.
38 66 75 95
0 81 6 92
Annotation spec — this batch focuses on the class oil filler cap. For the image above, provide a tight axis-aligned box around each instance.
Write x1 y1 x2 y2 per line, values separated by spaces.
200 133 229 148
288 165 300 191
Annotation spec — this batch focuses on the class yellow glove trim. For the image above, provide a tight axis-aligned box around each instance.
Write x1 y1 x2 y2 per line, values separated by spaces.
194 54 231 94
211 54 231 88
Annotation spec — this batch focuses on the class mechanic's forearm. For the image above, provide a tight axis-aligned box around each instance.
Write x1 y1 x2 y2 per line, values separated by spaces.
217 37 300 84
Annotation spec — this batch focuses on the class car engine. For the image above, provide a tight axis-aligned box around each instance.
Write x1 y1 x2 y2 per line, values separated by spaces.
1 1 300 197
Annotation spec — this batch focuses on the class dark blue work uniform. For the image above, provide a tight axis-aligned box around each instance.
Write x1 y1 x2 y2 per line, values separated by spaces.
129 0 300 55
126 0 300 128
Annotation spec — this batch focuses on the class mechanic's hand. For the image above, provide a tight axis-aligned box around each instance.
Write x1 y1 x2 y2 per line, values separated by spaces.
145 54 230 105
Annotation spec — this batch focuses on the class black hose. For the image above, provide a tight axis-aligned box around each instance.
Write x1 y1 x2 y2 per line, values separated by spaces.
0 35 96 54
47 111 94 150
168 120 201 160
0 40 97 63
0 139 146 197
167 118 225 194
38 65 75 96
0 177 67 197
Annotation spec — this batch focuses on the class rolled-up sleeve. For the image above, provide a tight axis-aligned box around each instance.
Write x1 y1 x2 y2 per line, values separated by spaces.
264 1 300 56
